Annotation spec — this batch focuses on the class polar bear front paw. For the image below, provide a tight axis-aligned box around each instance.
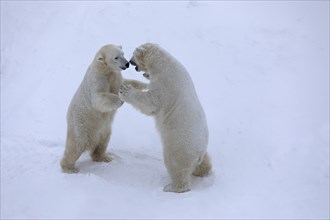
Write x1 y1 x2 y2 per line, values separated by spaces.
163 183 191 193
112 96 124 109
119 83 134 102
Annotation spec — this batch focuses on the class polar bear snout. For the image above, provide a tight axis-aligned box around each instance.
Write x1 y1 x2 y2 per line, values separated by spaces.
129 59 141 72
120 60 130 70
129 59 136 66
123 62 129 68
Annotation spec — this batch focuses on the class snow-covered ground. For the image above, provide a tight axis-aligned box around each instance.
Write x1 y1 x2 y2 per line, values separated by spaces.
1 1 329 219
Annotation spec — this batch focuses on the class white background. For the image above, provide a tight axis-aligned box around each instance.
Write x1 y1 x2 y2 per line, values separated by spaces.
1 1 329 219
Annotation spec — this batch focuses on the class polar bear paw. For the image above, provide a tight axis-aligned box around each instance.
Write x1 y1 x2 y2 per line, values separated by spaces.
61 164 79 174
112 96 124 109
119 83 134 102
163 183 191 193
92 154 113 163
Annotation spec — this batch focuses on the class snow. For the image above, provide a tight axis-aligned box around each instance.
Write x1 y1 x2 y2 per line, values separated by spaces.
1 1 329 219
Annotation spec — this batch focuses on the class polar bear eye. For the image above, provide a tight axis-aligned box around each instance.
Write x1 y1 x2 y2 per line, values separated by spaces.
114 57 119 60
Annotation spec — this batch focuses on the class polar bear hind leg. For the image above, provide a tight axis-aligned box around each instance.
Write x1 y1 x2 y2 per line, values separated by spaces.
90 131 113 162
163 167 192 193
61 135 85 173
163 150 195 193
193 153 212 177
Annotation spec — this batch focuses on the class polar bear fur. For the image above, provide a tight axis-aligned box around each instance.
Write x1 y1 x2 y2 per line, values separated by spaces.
119 43 212 193
61 44 147 173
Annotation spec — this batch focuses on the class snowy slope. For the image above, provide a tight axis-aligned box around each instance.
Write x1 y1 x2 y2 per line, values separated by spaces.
1 1 329 219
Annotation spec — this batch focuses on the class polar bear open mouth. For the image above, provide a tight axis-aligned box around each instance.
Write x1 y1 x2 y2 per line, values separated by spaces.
129 59 141 72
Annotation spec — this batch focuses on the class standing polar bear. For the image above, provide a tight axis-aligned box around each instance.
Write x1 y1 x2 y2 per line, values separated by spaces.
120 43 212 193
61 44 147 173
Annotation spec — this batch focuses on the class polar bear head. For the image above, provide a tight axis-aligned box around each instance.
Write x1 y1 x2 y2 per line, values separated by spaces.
95 44 129 72
129 43 161 79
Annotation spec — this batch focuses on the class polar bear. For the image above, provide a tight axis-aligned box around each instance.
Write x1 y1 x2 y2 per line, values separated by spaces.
61 44 147 173
119 43 212 193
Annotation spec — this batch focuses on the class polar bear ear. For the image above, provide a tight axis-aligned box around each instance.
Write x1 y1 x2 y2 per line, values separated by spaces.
97 54 105 63
118 45 122 49
136 47 144 54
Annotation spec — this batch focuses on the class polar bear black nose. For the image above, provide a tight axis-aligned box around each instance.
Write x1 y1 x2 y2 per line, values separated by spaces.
125 62 129 68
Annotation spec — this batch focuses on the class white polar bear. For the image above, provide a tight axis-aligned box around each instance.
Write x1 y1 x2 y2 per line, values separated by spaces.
61 44 147 173
119 43 212 193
